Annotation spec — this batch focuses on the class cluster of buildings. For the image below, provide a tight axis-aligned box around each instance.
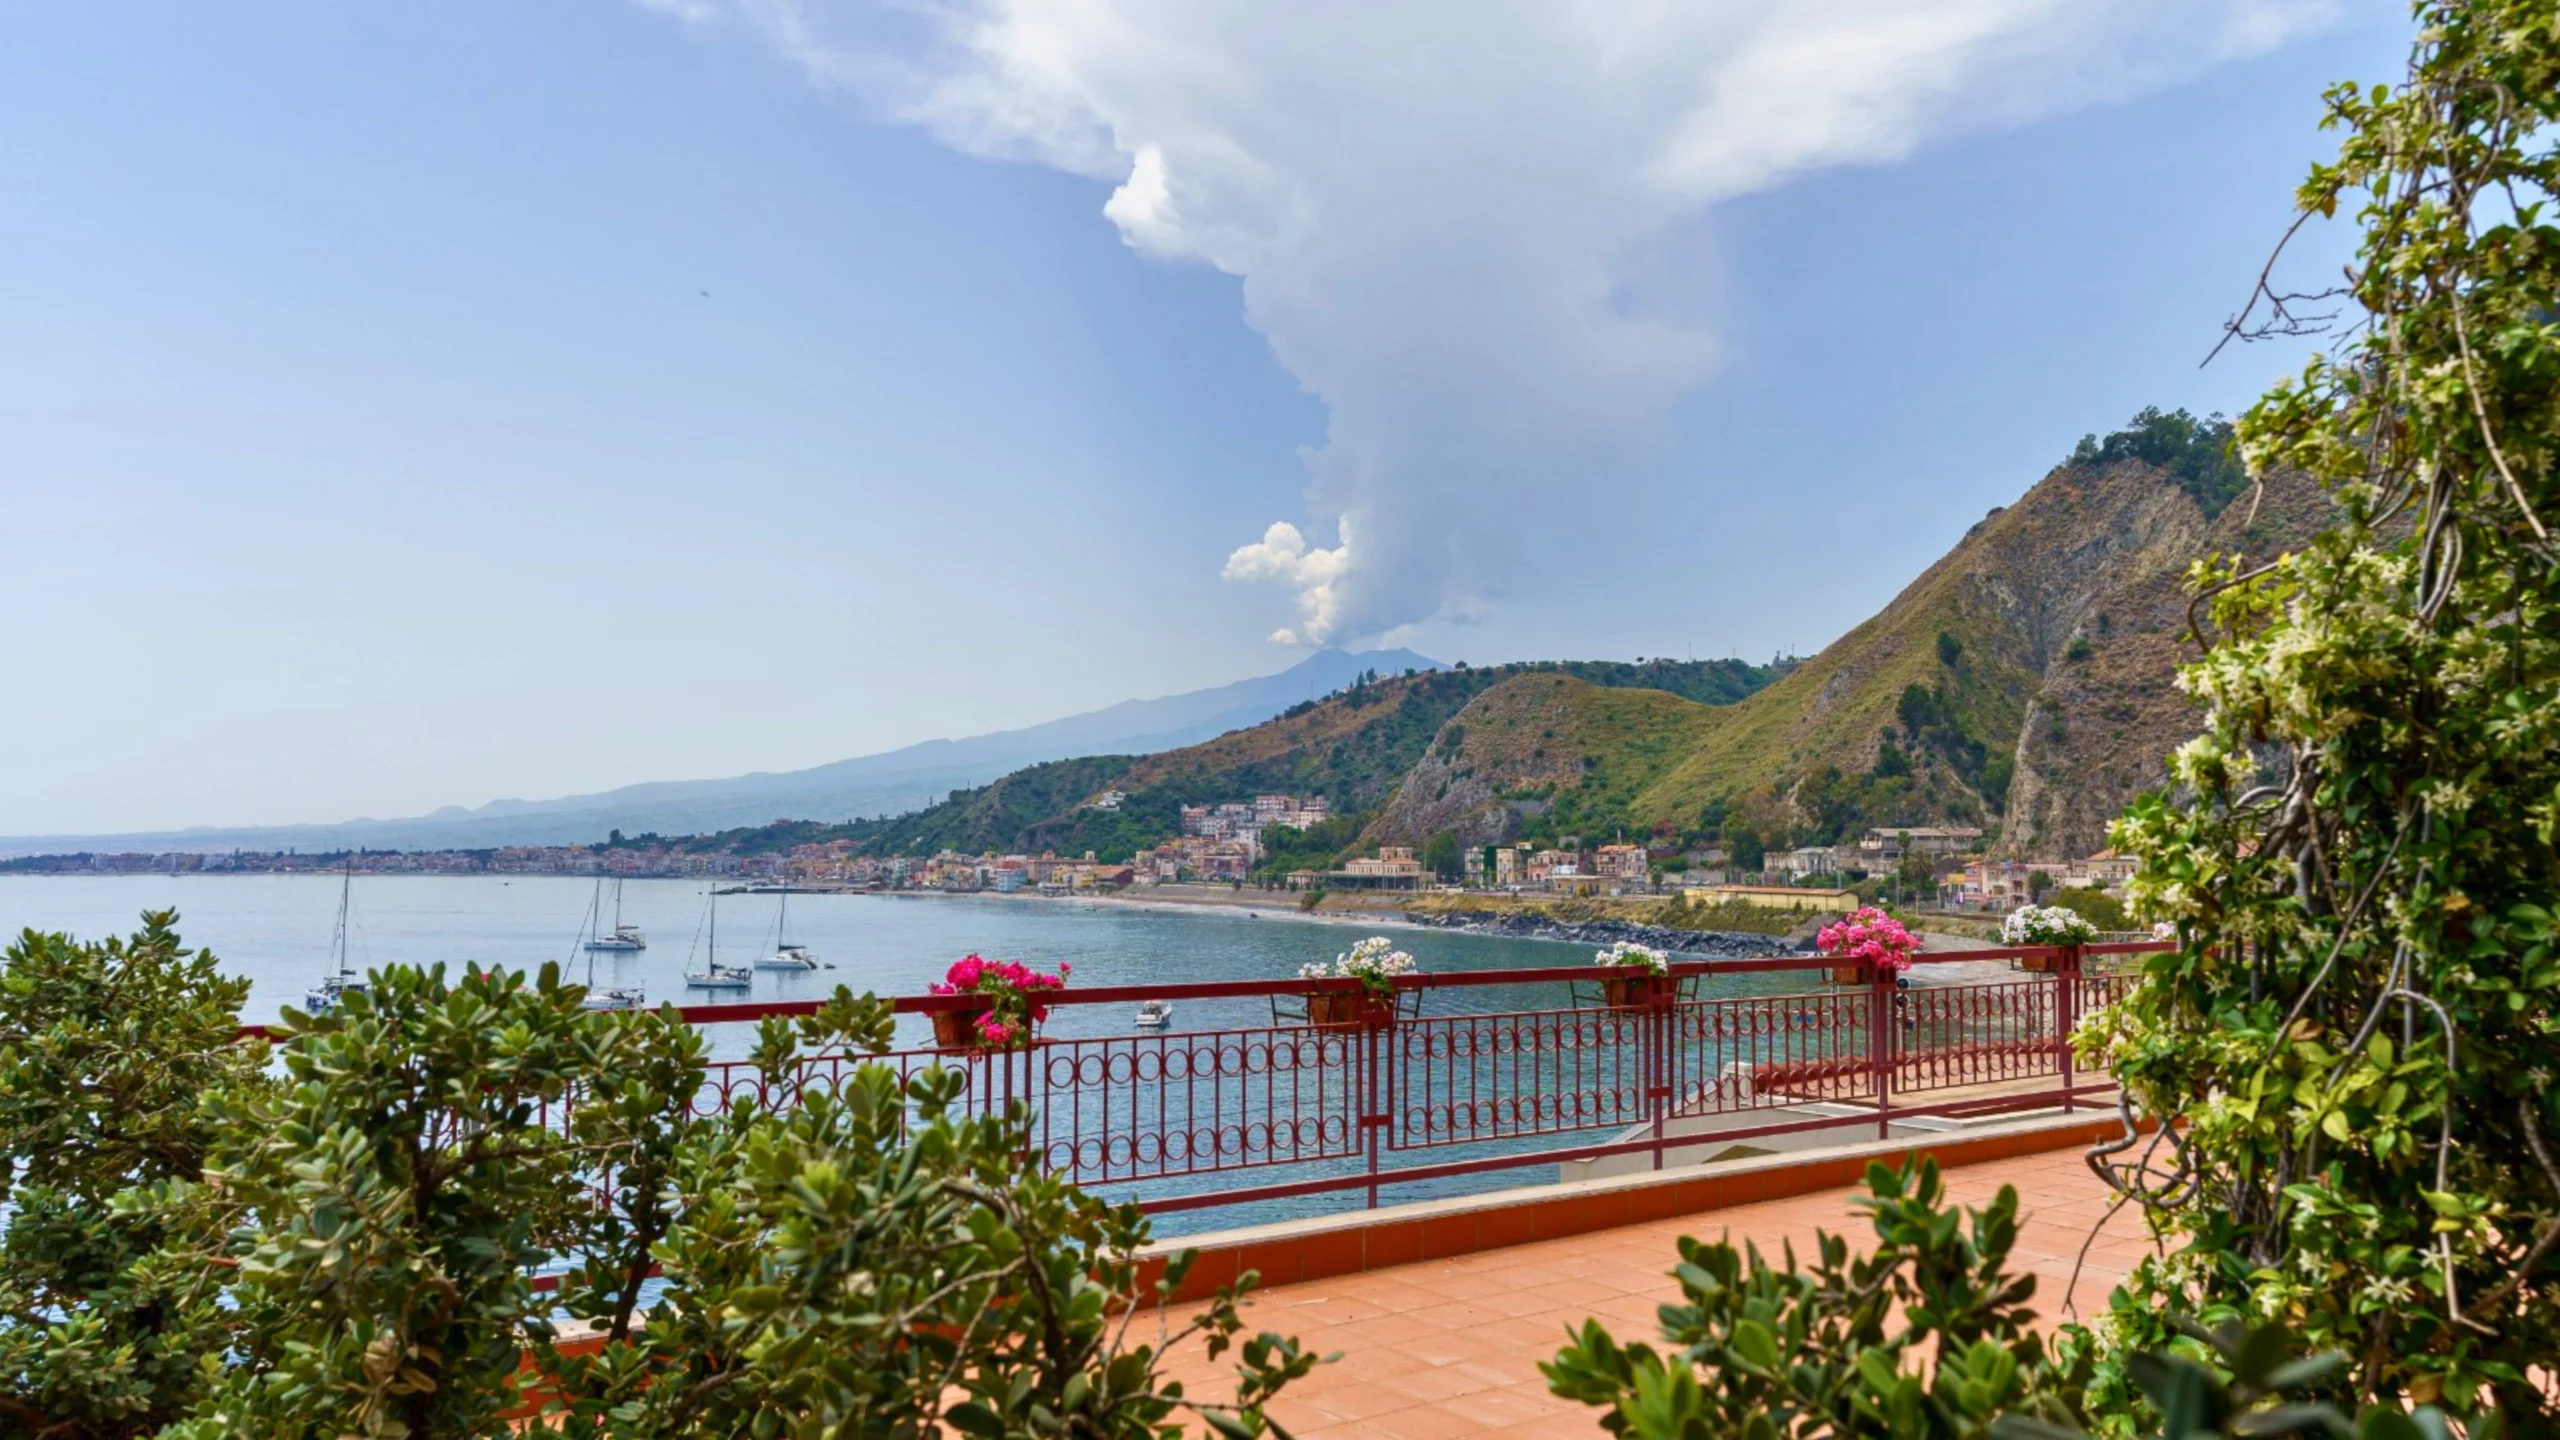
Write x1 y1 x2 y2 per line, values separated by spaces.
1763 826 1985 880
10 810 2137 915
1756 827 2136 908
1451 841 1652 895
1180 794 1330 840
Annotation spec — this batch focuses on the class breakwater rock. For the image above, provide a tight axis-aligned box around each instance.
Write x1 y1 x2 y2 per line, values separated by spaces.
1403 910 1803 960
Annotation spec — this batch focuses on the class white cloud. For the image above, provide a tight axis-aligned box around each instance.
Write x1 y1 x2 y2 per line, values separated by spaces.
629 0 723 24
1221 520 1349 644
649 0 2339 643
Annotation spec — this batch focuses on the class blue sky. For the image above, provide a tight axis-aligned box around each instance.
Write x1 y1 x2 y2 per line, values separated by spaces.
2 2 2403 834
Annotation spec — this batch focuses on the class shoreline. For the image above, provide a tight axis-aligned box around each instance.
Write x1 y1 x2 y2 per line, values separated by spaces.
881 884 1810 962
879 883 1439 934
873 885 2029 979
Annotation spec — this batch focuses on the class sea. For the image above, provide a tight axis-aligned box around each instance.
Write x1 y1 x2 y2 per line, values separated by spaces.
0 873 1642 1029
0 874 1803 1232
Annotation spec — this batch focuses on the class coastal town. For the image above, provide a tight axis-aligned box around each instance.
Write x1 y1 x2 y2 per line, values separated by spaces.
6 792 2137 915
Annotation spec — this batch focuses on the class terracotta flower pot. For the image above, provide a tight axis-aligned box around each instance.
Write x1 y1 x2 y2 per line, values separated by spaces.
2019 952 2053 973
1305 990 1363 1027
932 1005 991 1048
1602 973 1666 1007
1828 962 1867 985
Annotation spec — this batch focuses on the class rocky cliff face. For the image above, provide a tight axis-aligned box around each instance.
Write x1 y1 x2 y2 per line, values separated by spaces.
1996 468 2335 856
1362 456 2339 860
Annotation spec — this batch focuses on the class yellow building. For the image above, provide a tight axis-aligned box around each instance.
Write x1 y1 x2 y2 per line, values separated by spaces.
1692 884 1858 913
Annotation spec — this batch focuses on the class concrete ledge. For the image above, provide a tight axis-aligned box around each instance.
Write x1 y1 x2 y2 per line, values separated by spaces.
1134 1109 2127 1305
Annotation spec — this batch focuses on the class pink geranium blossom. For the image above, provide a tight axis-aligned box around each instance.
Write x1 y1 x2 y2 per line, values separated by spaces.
1816 907 1920 975
932 953 1069 1049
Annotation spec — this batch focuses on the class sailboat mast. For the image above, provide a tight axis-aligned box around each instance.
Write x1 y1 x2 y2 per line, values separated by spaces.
586 874 603 986
334 856 354 979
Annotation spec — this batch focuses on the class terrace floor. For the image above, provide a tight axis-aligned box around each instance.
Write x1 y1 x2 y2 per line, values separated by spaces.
1157 1147 2150 1439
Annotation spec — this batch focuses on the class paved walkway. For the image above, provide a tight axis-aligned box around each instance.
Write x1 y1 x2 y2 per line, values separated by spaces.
1159 1148 2150 1439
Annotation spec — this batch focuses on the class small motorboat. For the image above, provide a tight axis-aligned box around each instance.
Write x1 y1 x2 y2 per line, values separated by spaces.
1133 999 1173 1029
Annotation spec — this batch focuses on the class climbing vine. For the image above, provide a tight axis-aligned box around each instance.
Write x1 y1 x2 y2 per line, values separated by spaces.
2085 0 2560 1419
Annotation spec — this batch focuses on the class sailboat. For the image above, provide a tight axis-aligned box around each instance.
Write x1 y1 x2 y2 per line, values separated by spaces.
584 877 645 951
756 886 821 971
683 886 753 990
575 875 647 1012
305 857 367 1013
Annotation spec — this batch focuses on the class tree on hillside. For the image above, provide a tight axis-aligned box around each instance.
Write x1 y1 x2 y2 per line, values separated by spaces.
1422 831 1461 881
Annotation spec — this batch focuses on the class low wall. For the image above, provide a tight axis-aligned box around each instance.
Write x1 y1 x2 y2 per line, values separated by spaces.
1134 1110 2127 1306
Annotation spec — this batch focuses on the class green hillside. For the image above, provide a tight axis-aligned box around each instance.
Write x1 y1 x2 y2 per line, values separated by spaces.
835 658 1793 861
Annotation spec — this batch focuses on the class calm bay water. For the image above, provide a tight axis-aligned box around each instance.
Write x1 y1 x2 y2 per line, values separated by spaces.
0 873 1642 1037
0 874 1809 1232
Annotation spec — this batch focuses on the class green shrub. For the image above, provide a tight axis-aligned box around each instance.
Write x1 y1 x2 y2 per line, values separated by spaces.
0 914 271 1438
5 921 1310 1440
1547 1160 2456 1440
2045 887 2127 932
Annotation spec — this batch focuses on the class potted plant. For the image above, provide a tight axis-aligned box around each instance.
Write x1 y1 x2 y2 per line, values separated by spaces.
928 953 1069 1049
1815 907 1920 984
1998 904 2097 970
1296 936 1413 1025
1592 941 1672 1006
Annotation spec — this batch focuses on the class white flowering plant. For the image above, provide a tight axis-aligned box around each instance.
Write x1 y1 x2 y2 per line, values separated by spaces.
1998 904 2097 948
1298 936 1415 998
1592 941 1669 974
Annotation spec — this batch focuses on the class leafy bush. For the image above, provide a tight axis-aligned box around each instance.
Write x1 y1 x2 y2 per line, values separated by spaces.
0 914 272 1438
530 995 1318 1439
2043 887 2128 933
1545 1158 2088 1436
1546 1160 2457 1440
172 962 612 1438
6 920 1309 1440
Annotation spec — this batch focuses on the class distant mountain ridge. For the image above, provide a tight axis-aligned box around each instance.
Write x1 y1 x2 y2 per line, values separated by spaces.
835 658 1799 861
0 648 1439 858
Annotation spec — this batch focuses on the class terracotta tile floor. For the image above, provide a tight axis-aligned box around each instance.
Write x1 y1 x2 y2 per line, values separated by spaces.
1156 1148 2151 1439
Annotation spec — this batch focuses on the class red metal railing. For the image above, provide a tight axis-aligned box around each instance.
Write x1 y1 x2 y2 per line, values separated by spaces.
238 942 2162 1224
666 941 2162 1217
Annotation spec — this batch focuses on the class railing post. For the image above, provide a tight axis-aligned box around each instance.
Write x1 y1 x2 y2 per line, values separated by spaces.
1871 962 1892 1140
2057 944 2081 1113
1647 976 1672 1170
1360 989 1394 1208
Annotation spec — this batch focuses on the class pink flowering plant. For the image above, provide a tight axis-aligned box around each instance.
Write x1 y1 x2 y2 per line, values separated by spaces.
930 952 1070 1048
1813 906 1919 976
